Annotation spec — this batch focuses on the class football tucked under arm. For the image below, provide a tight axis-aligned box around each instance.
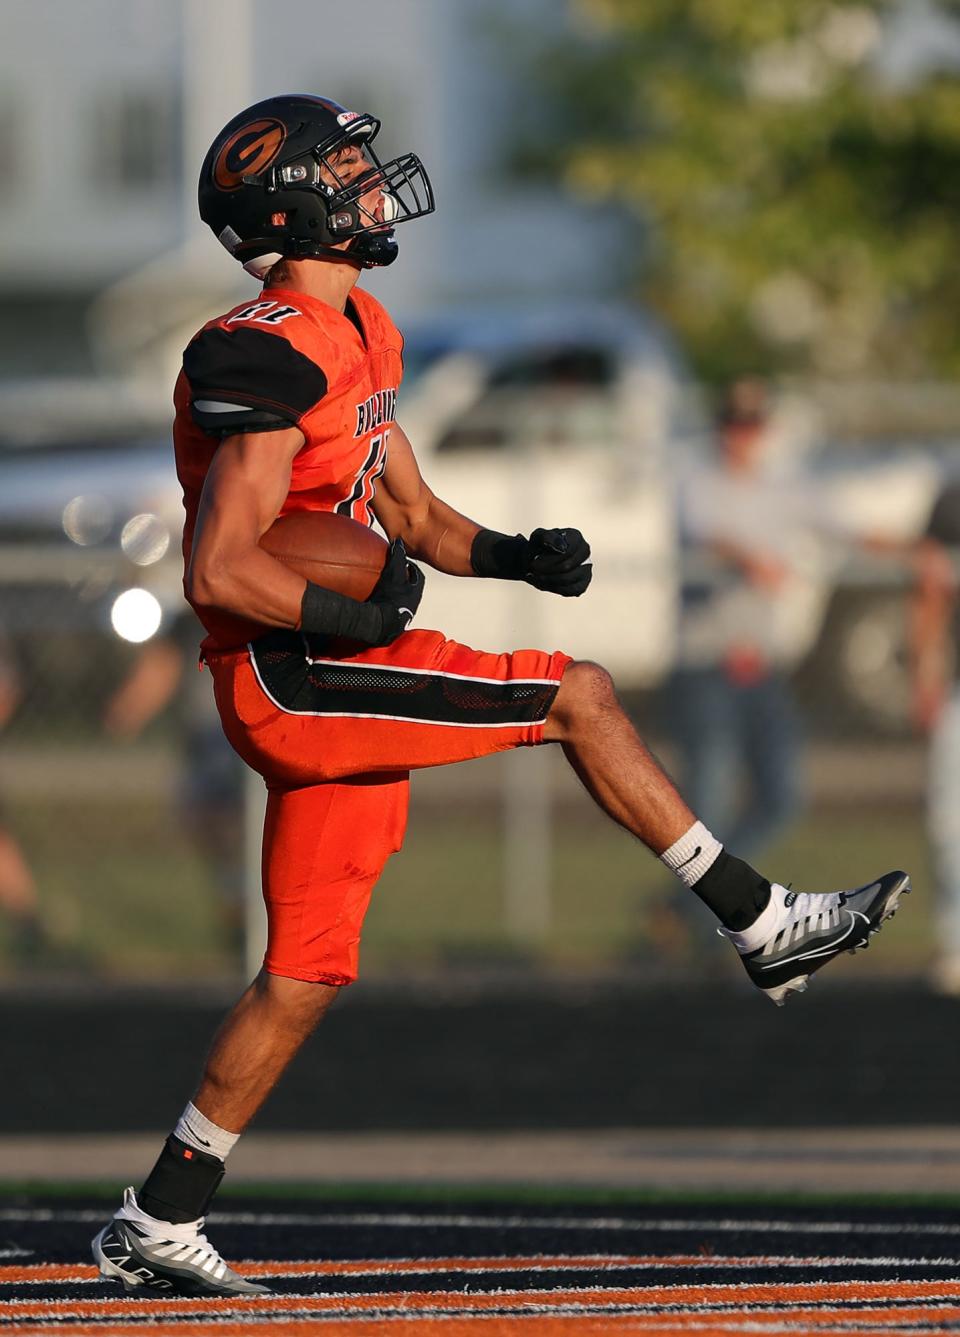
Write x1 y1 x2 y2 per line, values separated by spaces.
300 538 425 646
258 510 425 647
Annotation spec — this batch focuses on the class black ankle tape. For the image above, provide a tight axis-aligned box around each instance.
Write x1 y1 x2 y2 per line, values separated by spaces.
138 1134 225 1224
691 851 771 931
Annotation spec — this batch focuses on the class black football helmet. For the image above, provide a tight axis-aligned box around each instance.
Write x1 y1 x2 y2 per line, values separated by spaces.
198 94 434 277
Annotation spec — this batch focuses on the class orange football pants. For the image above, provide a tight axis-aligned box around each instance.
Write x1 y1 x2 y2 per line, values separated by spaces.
205 629 571 985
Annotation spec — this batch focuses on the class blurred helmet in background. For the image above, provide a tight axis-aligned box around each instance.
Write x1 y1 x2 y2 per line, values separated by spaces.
198 93 434 279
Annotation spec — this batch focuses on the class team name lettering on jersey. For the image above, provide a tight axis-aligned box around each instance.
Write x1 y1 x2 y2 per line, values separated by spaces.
226 300 300 326
354 388 397 438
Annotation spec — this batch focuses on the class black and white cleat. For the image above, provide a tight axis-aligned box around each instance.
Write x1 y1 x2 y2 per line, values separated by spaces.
92 1188 269 1297
720 870 911 1007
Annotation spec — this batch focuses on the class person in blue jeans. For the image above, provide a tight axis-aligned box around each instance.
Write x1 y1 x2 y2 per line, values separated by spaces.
669 659 800 859
655 378 863 956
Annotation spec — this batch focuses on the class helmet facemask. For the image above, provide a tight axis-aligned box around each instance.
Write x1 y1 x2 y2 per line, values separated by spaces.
254 115 433 273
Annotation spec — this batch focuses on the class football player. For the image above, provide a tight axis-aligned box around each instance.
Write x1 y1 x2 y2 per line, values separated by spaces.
92 94 910 1297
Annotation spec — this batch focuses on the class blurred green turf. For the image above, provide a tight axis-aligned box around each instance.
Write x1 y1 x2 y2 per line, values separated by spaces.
0 792 934 982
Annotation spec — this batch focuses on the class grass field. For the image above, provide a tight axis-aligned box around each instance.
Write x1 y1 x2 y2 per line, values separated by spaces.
0 789 935 982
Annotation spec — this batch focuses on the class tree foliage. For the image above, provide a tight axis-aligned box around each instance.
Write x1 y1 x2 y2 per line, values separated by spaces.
513 0 960 382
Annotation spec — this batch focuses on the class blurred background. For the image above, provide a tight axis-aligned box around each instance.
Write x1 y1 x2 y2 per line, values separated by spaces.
2 0 959 1006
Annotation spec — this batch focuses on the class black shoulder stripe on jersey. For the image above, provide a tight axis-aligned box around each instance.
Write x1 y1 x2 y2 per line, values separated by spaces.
183 326 328 434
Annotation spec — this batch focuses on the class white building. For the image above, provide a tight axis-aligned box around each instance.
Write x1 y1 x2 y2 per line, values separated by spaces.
0 0 623 382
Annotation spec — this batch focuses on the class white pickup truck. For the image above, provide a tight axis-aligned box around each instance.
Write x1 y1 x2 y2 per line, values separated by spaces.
0 300 694 686
0 305 945 732
394 300 697 683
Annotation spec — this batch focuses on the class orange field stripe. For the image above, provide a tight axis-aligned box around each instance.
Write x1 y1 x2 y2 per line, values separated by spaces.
3 1318 955 1337
236 1253 769 1278
0 1263 99 1284
716 1310 960 1331
7 1276 960 1320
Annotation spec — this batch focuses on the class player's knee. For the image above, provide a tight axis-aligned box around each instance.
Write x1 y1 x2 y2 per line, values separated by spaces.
546 660 617 741
257 971 339 1034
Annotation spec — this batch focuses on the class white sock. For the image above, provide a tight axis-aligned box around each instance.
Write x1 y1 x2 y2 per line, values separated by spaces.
659 820 723 888
173 1101 239 1162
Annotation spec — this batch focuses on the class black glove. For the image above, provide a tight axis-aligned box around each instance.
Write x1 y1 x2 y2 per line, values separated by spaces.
367 537 425 644
524 527 592 596
471 526 592 597
300 538 425 646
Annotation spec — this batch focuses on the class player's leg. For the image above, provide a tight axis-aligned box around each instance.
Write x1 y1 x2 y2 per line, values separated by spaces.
188 772 407 1129
94 774 406 1297
545 659 909 1001
212 632 908 1004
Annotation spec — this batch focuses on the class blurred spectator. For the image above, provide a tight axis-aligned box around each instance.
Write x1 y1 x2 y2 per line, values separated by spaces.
0 631 45 964
103 609 246 956
909 479 960 995
669 379 807 859
651 377 893 957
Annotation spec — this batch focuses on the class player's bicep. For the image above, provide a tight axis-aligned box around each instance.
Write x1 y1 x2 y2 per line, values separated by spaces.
194 428 305 550
187 427 314 624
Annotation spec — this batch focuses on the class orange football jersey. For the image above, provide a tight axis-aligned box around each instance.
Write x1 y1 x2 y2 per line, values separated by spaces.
173 286 403 649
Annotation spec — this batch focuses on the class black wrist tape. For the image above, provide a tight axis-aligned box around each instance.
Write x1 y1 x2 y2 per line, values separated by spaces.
300 581 383 644
470 529 529 580
138 1134 225 1224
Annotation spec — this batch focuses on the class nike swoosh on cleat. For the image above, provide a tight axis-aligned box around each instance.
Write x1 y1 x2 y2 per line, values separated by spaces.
757 911 870 970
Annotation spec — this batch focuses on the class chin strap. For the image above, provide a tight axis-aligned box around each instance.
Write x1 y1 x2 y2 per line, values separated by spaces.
245 244 382 276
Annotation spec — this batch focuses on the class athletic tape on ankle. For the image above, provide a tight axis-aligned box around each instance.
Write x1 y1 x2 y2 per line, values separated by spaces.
659 821 723 888
139 1135 224 1224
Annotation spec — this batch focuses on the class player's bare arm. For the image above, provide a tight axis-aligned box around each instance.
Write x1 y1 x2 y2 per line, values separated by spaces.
187 427 308 629
189 427 421 647
374 422 593 595
371 422 480 573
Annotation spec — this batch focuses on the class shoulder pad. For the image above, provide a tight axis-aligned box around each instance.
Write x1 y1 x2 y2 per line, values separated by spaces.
183 324 328 436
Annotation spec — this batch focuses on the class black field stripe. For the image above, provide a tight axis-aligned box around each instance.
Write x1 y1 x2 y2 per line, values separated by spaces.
8 1266 960 1302
250 633 560 726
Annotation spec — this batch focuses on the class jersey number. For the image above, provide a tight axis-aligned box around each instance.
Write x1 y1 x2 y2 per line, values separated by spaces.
225 300 299 326
336 431 389 525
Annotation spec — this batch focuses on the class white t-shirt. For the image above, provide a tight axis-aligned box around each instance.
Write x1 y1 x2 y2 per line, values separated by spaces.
676 461 856 671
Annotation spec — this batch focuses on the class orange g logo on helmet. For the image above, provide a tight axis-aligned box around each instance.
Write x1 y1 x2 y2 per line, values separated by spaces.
213 119 286 191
